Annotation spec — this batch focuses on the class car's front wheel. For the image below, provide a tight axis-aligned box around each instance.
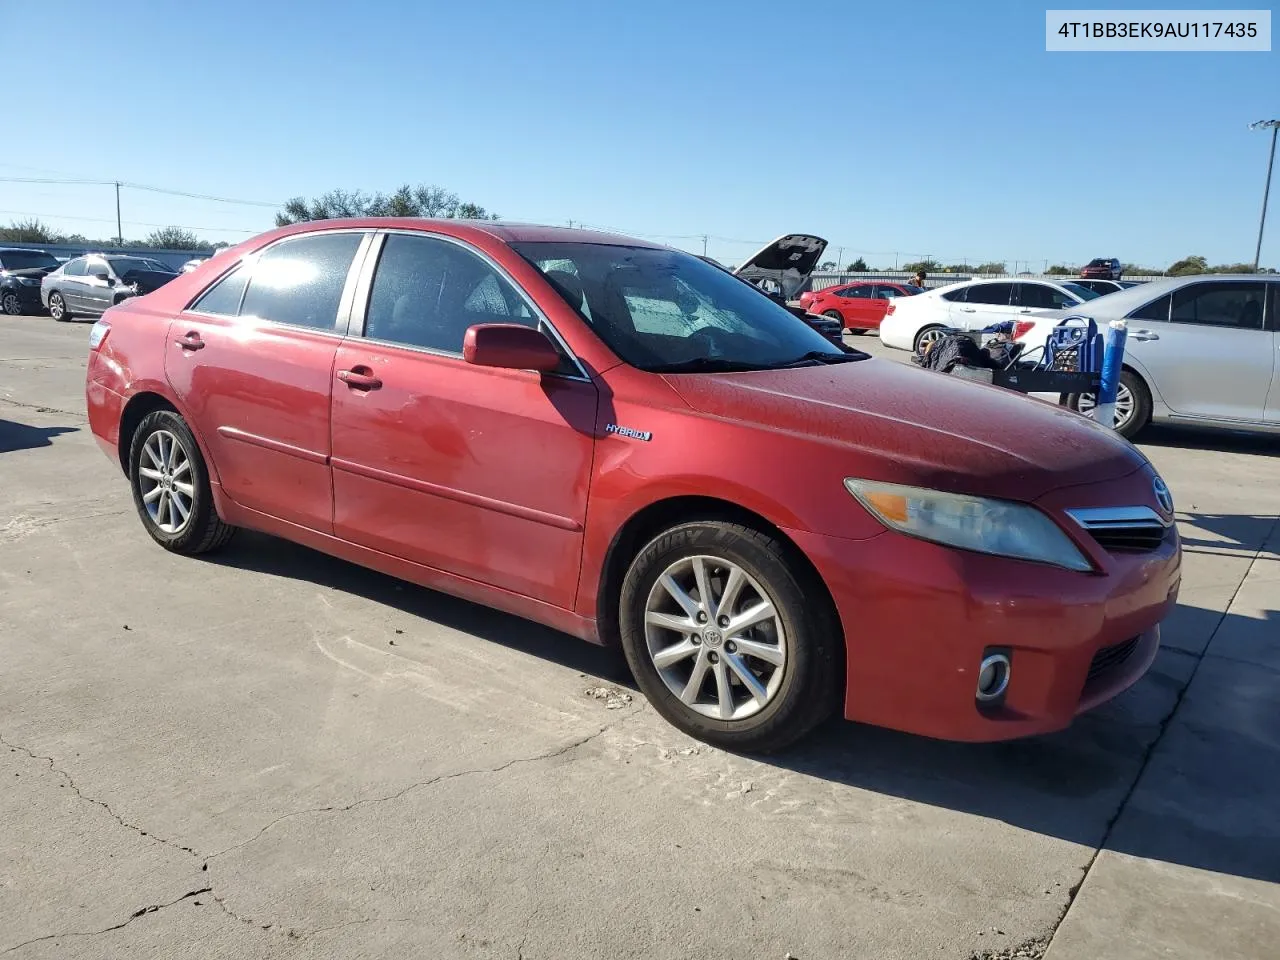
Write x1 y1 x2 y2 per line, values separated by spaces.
47 292 72 322
1 291 23 315
1069 369 1152 439
618 521 841 753
128 410 236 554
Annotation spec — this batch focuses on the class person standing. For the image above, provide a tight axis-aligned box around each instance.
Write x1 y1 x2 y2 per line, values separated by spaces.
911 270 927 288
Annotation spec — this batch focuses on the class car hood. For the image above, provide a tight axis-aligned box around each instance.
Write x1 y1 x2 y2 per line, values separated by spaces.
3 267 55 279
733 234 827 301
663 358 1146 501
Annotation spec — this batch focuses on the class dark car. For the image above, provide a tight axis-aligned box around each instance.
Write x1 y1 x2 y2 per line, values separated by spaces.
41 254 179 321
1080 257 1123 281
0 248 63 315
1070 278 1124 296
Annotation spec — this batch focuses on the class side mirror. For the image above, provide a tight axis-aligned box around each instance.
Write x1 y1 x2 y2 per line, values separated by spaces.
463 323 562 373
93 271 110 282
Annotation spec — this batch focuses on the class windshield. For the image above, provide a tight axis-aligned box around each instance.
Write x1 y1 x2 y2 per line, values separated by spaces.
1 251 60 271
511 242 848 372
107 257 165 275
1061 282 1101 301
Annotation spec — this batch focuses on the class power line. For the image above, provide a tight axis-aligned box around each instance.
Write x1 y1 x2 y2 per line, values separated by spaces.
0 208 260 234
0 176 283 208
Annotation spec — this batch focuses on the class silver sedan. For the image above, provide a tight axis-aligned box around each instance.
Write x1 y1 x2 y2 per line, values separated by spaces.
1014 275 1279 438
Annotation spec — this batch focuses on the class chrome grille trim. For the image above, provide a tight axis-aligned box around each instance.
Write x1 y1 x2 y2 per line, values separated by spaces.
1067 506 1173 554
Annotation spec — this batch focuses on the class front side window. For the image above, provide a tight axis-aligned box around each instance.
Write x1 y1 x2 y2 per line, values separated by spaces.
239 232 363 331
364 233 536 353
839 284 874 300
1170 282 1266 330
1058 282 1098 302
512 242 848 372
63 258 88 277
873 285 906 299
1129 293 1172 322
85 259 111 278
965 282 1013 306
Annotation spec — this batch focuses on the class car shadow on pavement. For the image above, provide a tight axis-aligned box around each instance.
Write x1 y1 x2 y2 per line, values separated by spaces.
204 532 1278 886
1141 424 1280 458
0 418 78 453
1176 511 1279 555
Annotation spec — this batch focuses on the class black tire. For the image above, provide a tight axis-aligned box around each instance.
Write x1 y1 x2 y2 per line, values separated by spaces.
618 521 842 753
847 328 867 336
913 324 946 354
47 291 73 322
822 309 844 323
128 410 236 554
1067 368 1152 440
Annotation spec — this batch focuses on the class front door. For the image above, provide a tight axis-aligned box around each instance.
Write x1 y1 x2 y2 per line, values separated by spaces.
1127 280 1273 423
80 258 115 316
329 231 597 609
165 230 370 532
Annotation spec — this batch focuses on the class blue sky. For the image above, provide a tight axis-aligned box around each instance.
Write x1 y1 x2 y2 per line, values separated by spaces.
2 0 1277 269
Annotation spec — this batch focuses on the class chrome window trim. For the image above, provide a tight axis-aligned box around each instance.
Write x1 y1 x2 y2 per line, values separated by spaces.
349 228 593 383
181 228 372 337
1066 506 1173 530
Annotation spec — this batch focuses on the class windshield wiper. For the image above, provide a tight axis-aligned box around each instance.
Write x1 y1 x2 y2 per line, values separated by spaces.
773 350 864 368
646 357 775 374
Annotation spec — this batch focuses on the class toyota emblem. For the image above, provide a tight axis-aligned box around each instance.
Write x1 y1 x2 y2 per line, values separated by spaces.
1153 476 1174 514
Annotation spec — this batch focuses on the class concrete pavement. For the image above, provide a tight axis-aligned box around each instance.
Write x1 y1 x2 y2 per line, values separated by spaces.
2 316 1276 959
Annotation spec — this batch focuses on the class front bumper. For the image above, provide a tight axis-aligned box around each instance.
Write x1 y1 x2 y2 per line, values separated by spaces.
3 283 45 311
787 470 1180 742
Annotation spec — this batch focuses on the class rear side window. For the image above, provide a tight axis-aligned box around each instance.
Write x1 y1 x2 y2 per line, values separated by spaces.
965 283 1013 306
191 268 248 316
239 232 363 331
873 285 906 299
1128 293 1171 322
839 285 873 299
1170 282 1266 330
939 286 968 302
364 233 536 353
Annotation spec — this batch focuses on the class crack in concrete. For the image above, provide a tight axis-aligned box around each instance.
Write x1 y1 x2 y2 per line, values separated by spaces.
0 732 206 862
1038 511 1280 957
0 396 87 421
206 723 620 867
0 887 212 956
0 510 130 541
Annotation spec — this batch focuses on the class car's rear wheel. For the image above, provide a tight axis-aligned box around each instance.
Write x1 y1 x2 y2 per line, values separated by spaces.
847 328 867 336
128 410 236 554
1069 369 1152 440
1 291 22 315
913 324 947 354
618 521 841 753
47 292 72 322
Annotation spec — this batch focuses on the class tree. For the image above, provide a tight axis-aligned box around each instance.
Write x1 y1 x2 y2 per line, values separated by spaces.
1047 264 1073 275
275 183 498 226
0 218 57 243
1167 255 1208 276
846 257 868 271
901 259 941 274
974 261 1007 274
145 226 206 250
820 261 837 271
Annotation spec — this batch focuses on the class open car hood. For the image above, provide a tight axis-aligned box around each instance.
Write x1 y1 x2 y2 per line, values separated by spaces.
732 234 827 302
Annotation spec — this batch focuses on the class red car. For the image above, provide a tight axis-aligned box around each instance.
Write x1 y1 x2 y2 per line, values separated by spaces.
799 280 923 334
85 219 1180 752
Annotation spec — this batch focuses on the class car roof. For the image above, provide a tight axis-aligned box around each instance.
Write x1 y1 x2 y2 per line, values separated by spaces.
248 218 666 250
1038 274 1280 317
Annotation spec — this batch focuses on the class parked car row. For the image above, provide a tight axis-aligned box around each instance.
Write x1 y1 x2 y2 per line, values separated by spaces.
0 247 181 319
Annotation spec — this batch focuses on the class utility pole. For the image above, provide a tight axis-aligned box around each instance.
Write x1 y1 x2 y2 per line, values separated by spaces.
114 181 122 245
702 235 708 256
1250 119 1279 272
836 247 843 271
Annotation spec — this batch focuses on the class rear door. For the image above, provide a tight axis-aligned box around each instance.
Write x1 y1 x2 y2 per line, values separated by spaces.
871 284 910 328
952 281 1016 330
165 230 372 532
1126 280 1272 423
80 257 115 316
837 283 877 326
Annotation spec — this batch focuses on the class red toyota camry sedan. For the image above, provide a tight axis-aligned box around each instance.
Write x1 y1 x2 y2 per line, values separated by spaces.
84 219 1181 752
801 280 923 334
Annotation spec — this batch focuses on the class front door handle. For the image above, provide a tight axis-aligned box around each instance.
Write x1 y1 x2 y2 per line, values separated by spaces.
337 367 382 391
1131 330 1160 342
960 307 976 313
175 332 205 350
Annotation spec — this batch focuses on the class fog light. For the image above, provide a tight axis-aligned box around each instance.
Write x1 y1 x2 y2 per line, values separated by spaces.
976 653 1010 702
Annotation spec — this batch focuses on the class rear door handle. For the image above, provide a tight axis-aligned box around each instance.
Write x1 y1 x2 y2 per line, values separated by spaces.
337 367 382 391
175 332 205 350
1131 330 1160 342
960 307 976 313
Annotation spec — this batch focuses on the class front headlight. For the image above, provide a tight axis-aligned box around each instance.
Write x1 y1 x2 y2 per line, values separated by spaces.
844 478 1093 572
17 277 39 286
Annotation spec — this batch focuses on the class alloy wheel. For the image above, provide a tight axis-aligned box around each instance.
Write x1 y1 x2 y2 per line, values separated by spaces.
48 294 64 320
138 430 195 534
916 327 946 353
1077 384 1135 431
1 292 21 315
643 555 787 721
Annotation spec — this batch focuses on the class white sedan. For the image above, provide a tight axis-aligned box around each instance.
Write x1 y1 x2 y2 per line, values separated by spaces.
878 277 1101 353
